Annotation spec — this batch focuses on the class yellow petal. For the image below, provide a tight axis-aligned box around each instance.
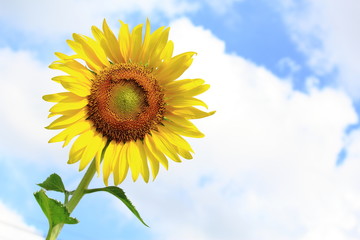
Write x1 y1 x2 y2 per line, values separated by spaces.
166 96 208 109
146 26 165 58
113 143 129 185
127 140 141 181
46 109 86 129
147 27 169 66
49 98 88 113
118 144 130 184
43 92 82 103
176 147 193 160
95 138 108 175
79 132 104 171
130 24 143 62
73 33 109 68
68 131 94 164
49 61 94 81
82 35 110 66
178 84 210 97
139 19 151 63
143 142 160 180
165 79 210 97
60 82 90 97
102 140 117 186
166 78 205 89
159 40 174 62
136 140 150 183
66 39 99 72
51 75 91 87
163 120 205 138
49 120 92 147
103 19 124 63
55 52 77 60
63 125 92 148
158 125 193 152
118 20 131 62
92 25 118 64
68 148 85 165
52 76 91 97
169 106 216 119
151 132 181 163
144 134 169 169
156 52 196 84
48 112 61 118
165 113 201 128
152 28 170 54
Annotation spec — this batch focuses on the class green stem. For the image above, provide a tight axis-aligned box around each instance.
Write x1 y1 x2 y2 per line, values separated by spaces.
46 224 63 240
66 160 97 212
46 160 97 240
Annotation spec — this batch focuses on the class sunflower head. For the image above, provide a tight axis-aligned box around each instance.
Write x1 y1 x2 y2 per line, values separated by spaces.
44 19 214 186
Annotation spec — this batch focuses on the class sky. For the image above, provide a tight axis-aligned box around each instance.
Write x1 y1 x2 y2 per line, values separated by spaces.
1 0 360 239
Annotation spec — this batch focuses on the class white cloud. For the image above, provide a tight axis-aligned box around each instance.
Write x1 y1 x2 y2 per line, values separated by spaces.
0 0 199 41
0 47 67 164
278 0 360 99
0 200 44 240
278 57 301 76
0 0 245 43
206 0 245 15
115 18 360 240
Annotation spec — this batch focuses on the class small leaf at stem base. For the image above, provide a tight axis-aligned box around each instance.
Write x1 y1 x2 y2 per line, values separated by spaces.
37 173 66 193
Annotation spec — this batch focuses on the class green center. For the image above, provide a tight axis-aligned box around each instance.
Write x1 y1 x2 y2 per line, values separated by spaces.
109 80 146 119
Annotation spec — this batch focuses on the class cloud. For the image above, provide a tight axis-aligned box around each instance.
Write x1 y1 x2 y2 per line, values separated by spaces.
278 0 360 99
0 0 200 42
206 0 245 15
115 18 360 240
278 57 301 76
0 200 44 240
0 47 67 164
0 0 245 45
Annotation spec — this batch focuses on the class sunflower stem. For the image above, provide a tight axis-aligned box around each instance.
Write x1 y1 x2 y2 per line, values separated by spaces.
66 160 97 212
46 159 97 240
46 224 62 240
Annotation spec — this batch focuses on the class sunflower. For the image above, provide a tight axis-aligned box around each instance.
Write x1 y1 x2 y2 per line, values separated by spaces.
44 19 214 186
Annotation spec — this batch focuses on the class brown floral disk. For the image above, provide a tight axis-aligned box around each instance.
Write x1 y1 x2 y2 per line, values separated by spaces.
87 63 165 143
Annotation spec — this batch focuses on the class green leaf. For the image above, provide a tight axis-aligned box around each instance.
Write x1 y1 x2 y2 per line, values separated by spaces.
37 173 66 193
85 186 149 227
34 190 79 228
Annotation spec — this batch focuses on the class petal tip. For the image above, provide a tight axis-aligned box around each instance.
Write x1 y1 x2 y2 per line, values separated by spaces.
209 110 216 116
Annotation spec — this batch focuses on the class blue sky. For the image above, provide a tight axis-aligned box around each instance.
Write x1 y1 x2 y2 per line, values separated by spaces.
1 0 360 239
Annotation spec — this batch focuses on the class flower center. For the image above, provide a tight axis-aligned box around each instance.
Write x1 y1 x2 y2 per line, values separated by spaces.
87 63 165 143
108 80 147 120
